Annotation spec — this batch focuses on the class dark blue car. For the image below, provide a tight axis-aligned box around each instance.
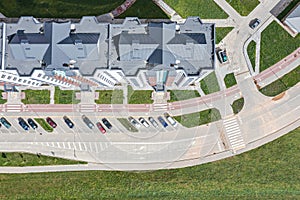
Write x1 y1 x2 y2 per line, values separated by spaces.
18 117 30 131
158 116 168 128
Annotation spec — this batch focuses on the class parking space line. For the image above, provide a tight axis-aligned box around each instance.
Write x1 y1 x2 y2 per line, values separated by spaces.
95 143 99 153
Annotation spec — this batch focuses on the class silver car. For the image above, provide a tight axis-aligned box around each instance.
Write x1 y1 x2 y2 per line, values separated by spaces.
82 115 94 129
148 117 159 128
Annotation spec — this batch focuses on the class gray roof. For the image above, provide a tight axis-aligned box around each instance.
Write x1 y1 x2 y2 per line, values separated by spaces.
285 3 300 33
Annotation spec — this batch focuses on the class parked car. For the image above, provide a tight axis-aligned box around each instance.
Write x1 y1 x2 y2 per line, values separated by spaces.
82 115 94 129
102 118 112 129
18 117 30 131
158 116 168 128
148 117 159 128
138 117 150 128
0 117 11 129
164 113 178 127
63 116 74 128
96 122 106 134
217 49 228 64
249 18 261 29
46 117 57 128
27 118 38 129
128 116 141 128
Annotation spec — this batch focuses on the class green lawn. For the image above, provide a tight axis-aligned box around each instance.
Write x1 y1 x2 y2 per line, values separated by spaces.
0 127 299 198
260 21 300 72
226 0 260 16
216 27 234 44
164 0 228 19
128 86 153 104
34 118 53 132
54 87 80 104
0 0 123 18
224 73 237 88
21 90 50 104
168 90 200 102
277 0 300 20
0 152 85 167
231 97 244 114
259 66 300 97
95 90 123 104
117 118 138 132
247 40 256 72
0 90 7 104
174 108 222 128
118 0 168 19
200 72 221 95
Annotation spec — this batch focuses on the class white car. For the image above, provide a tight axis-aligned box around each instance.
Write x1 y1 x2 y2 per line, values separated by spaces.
164 113 178 127
139 117 150 128
128 117 141 128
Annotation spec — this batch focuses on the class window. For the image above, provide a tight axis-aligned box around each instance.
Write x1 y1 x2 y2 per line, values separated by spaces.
18 79 22 82
7 76 11 79
13 77 17 81
28 81 31 84
37 73 42 77
1 74 5 78
23 80 27 83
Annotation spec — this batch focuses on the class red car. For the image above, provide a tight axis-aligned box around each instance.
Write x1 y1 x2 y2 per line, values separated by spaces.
96 122 106 134
46 117 57 128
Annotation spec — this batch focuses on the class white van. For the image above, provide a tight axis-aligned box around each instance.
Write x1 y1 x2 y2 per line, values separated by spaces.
164 113 178 127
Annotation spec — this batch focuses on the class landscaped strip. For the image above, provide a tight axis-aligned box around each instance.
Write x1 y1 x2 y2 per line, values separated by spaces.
231 97 244 114
174 108 221 128
224 73 237 88
95 90 123 104
0 0 124 18
200 72 220 95
0 152 86 166
21 90 50 104
168 90 200 102
54 86 80 104
216 27 234 44
259 66 300 97
117 118 138 132
34 118 53 132
260 21 300 72
128 86 153 104
226 0 260 16
0 90 7 104
119 0 168 19
164 0 228 19
247 40 256 72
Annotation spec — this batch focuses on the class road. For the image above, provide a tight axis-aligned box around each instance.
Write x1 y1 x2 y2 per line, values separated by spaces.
0 0 299 172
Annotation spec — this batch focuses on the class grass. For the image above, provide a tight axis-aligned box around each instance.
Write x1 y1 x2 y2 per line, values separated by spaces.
0 127 299 198
216 27 234 44
174 108 222 128
0 90 7 104
247 40 256 72
21 90 50 104
259 65 300 97
231 97 244 114
164 0 228 19
200 72 221 95
117 118 138 132
128 86 153 104
224 73 237 88
226 0 260 16
118 0 168 19
0 0 124 18
277 0 300 20
34 118 53 132
260 21 300 72
0 152 85 167
95 90 123 104
54 86 80 104
168 90 200 102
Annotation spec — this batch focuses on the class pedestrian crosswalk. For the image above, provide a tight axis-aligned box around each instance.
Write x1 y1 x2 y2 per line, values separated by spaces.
152 103 168 112
79 104 96 113
33 141 110 153
5 104 23 112
223 117 245 153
